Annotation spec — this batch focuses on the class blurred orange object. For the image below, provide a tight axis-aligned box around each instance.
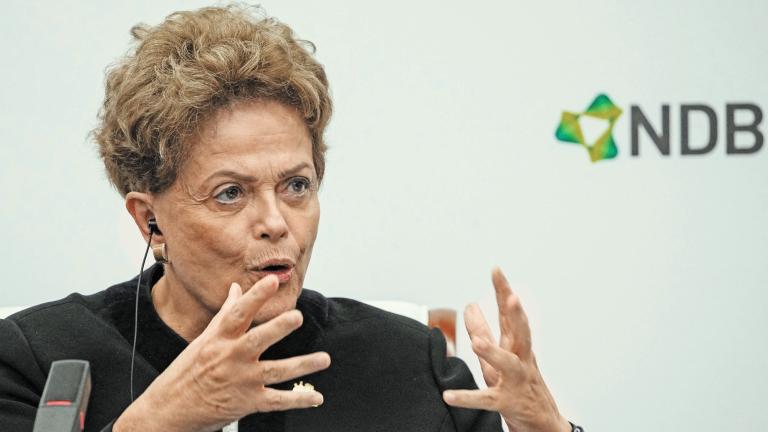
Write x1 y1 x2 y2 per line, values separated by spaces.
428 308 457 357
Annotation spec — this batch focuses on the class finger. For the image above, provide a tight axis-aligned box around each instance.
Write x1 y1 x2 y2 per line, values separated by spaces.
257 387 324 412
505 294 533 357
464 304 499 386
209 282 243 326
242 309 304 356
442 388 500 412
471 337 522 379
464 303 497 344
229 281 244 300
491 267 515 350
220 275 280 335
257 352 332 385
223 282 244 306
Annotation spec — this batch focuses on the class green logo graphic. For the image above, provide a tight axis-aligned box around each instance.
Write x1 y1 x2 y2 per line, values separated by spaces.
555 94 623 162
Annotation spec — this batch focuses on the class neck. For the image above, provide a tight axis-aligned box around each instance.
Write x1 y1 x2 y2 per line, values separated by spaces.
151 270 214 342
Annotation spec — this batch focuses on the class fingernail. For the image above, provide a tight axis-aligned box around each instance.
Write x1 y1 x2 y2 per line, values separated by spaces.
313 392 324 406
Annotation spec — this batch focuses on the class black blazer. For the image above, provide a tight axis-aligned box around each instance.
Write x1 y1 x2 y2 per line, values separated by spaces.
0 264 502 431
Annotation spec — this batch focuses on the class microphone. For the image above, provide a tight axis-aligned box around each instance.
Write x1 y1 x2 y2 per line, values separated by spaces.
33 360 92 432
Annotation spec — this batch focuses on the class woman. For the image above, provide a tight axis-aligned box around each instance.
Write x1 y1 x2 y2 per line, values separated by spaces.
0 5 579 432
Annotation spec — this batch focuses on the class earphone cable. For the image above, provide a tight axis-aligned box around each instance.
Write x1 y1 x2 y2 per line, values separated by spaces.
130 231 153 402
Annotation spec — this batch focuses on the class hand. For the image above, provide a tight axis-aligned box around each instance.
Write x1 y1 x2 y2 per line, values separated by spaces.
442 268 570 432
114 275 331 432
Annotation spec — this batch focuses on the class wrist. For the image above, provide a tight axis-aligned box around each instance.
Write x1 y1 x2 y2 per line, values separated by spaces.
113 399 160 432
113 393 188 432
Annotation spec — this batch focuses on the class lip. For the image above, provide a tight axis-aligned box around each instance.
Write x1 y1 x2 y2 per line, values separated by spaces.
251 267 293 283
249 258 296 284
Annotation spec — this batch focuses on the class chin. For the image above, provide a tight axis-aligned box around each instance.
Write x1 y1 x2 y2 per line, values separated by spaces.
249 281 302 324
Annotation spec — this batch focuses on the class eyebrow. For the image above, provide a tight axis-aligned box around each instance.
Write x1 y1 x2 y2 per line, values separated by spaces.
276 162 313 179
203 162 313 185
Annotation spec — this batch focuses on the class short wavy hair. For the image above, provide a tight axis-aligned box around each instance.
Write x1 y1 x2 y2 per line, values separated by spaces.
93 4 331 196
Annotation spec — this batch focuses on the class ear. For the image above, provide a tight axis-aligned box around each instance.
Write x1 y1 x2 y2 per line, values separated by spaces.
125 191 164 244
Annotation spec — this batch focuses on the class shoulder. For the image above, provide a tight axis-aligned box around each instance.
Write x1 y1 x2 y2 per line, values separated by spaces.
299 291 503 431
0 272 153 431
9 290 106 326
323 294 436 353
0 278 123 385
3 273 141 371
304 290 441 377
326 295 430 334
299 289 434 371
300 288 433 345
7 277 134 338
5 265 164 351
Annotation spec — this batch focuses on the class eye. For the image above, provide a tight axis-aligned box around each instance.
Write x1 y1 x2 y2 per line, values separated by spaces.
213 185 244 204
285 177 312 196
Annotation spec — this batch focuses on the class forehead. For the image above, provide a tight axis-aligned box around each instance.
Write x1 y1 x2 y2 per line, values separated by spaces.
185 100 313 177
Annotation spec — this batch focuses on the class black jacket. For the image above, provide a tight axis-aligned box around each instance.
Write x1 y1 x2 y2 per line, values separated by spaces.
0 264 502 431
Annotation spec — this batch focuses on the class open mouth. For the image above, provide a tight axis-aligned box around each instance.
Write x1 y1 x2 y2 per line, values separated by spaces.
261 263 291 272
251 260 295 283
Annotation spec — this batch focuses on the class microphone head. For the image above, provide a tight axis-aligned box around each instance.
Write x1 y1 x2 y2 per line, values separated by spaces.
33 360 91 432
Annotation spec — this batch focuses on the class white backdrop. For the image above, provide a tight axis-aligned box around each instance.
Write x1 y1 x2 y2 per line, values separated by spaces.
2 1 767 431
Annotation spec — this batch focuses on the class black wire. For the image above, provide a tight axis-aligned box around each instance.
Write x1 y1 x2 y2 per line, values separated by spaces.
130 231 153 402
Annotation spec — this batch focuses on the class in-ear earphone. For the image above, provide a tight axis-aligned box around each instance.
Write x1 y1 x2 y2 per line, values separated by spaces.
148 217 162 235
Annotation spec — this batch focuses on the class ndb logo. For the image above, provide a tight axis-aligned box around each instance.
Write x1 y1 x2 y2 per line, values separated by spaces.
555 95 623 162
555 94 765 162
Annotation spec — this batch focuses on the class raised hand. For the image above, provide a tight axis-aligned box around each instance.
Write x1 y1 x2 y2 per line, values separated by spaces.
442 268 570 432
115 275 331 432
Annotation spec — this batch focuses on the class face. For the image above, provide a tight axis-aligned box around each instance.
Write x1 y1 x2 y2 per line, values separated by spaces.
150 99 320 324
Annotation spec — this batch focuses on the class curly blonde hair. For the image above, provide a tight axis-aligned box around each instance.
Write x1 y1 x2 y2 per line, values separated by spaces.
93 4 331 196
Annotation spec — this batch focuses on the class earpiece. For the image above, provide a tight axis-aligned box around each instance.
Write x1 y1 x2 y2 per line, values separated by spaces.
148 217 162 235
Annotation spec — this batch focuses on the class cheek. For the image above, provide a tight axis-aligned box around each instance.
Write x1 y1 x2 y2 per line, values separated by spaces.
294 203 320 264
167 209 253 312
171 209 248 269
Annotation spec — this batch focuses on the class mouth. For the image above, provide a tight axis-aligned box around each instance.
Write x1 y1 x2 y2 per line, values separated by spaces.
250 259 295 284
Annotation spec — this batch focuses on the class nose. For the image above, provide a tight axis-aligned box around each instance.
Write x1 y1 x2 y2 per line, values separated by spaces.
252 193 289 242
